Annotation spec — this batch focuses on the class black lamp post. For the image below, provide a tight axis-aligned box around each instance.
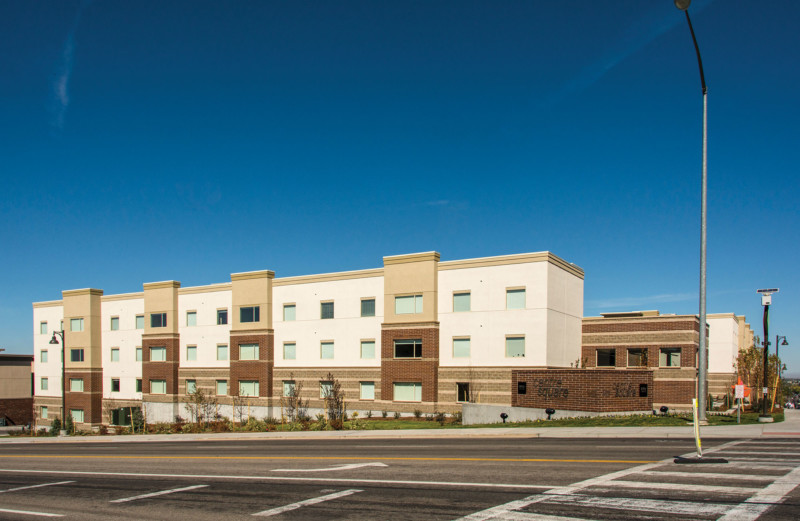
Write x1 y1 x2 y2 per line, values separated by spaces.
49 330 67 435
674 0 709 421
757 289 779 420
776 335 789 405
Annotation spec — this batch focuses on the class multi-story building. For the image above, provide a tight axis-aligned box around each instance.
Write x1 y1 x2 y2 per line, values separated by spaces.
707 313 754 399
0 354 34 426
33 251 584 430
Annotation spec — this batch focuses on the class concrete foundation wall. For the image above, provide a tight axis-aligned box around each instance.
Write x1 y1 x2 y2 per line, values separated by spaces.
462 403 651 425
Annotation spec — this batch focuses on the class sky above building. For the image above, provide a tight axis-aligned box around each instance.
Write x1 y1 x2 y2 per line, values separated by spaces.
2 1 798 376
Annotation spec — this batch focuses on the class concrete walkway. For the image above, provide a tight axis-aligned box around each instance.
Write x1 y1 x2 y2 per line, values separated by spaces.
2 410 798 444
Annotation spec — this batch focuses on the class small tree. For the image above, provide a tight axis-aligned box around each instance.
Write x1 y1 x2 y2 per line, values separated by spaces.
63 413 74 434
49 417 62 436
233 395 248 425
322 372 346 430
280 374 309 422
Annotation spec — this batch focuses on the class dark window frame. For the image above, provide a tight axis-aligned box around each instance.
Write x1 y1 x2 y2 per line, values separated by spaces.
217 309 228 325
240 306 260 323
70 349 84 362
394 339 423 359
321 301 334 320
150 313 167 328
596 348 616 367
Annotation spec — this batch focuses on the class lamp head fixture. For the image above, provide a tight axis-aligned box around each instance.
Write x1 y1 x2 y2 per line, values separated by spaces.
781 337 789 346
674 0 691 10
49 333 60 345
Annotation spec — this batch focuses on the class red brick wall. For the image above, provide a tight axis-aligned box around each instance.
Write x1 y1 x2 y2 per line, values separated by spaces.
583 320 699 333
582 345 698 369
512 369 653 412
230 333 273 398
142 336 180 395
381 327 439 403
0 398 33 425
653 380 696 405
64 369 103 424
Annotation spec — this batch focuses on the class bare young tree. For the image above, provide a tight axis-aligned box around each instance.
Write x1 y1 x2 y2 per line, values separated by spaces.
280 374 308 422
232 395 247 425
322 372 346 430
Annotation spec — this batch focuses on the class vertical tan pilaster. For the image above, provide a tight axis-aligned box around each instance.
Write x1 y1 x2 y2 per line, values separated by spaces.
62 288 104 427
230 270 275 400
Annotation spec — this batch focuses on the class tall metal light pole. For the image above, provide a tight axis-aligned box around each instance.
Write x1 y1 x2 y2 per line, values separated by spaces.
49 330 67 435
757 289 779 421
674 0 708 420
775 335 788 405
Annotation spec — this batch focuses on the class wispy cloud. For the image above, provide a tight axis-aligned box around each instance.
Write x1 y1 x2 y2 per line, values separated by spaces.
586 292 696 311
424 200 450 207
51 1 90 129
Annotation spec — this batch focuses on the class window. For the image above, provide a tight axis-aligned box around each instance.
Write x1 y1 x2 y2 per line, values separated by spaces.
453 338 471 358
320 301 334 319
360 381 375 400
239 343 258 360
597 349 616 367
41 406 48 419
136 347 142 362
217 309 228 325
216 380 228 395
283 380 296 397
395 294 422 314
186 345 197 361
70 378 84 392
41 377 48 391
136 379 142 392
217 344 228 361
320 341 334 360
110 348 120 362
151 313 167 328
283 304 296 321
111 378 120 392
239 380 259 397
136 315 145 329
110 317 119 331
40 321 48 335
240 306 260 323
393 382 422 402
453 292 471 312
60 320 63 331
70 349 84 362
627 348 648 367
150 346 167 362
70 318 84 332
186 379 197 394
505 337 525 358
360 340 375 359
40 350 48 363
319 381 333 398
361 299 376 317
283 342 296 360
71 409 84 423
506 289 526 310
150 379 167 394
394 339 422 359
660 348 682 367
186 311 197 327
457 382 470 403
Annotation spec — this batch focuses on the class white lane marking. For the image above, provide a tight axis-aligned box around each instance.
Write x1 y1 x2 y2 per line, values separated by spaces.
252 489 362 517
594 480 760 495
0 481 75 493
637 470 775 481
0 469 558 491
271 462 387 472
484 514 586 520
718 450 800 456
544 494 732 516
110 484 208 503
456 438 748 521
722 464 797 471
724 457 800 463
717 464 800 521
0 508 63 518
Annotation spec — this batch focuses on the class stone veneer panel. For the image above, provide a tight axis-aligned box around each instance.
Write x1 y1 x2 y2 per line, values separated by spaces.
512 369 653 412
437 367 515 406
229 332 273 398
272 368 382 410
381 326 439 404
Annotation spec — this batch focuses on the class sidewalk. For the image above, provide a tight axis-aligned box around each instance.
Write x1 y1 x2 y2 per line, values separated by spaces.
2 410 798 444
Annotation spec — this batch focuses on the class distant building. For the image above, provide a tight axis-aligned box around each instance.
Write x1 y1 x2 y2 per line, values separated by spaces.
33 251 585 430
707 313 754 399
0 354 34 426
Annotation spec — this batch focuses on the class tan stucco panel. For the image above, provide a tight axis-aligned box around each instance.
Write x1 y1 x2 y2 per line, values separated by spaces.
62 288 103 369
383 252 439 324
231 270 274 331
143 281 180 335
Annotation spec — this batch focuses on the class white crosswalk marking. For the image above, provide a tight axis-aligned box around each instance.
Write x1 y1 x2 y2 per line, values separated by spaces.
458 438 800 521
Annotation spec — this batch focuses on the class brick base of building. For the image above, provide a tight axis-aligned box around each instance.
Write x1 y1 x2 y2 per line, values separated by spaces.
0 398 33 426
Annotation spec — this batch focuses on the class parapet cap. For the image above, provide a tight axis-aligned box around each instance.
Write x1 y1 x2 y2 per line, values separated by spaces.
383 251 441 265
231 270 275 281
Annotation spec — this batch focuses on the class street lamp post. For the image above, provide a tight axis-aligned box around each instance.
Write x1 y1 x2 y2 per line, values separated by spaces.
757 289 779 421
49 330 67 435
674 0 708 421
776 335 789 405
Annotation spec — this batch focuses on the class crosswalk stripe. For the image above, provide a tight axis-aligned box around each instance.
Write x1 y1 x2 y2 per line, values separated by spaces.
636 470 774 481
542 493 732 516
594 480 760 494
717 464 800 521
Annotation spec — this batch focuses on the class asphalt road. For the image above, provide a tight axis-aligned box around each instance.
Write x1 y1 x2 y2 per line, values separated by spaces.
0 436 797 520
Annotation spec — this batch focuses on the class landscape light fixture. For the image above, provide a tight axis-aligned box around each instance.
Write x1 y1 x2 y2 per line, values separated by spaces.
674 0 709 421
49 330 67 435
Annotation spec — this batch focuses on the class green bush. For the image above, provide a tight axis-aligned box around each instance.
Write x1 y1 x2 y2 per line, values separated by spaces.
63 414 74 434
394 411 401 419
381 410 388 418
49 418 61 436
413 409 422 419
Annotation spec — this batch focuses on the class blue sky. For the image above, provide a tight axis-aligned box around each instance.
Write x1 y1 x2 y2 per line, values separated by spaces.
2 1 798 375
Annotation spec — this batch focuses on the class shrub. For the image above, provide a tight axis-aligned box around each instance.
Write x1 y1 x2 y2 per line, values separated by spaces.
382 410 388 418
451 411 463 425
394 411 401 419
98 425 108 435
63 414 74 434
413 409 422 419
49 418 62 436
435 412 447 425
366 410 373 418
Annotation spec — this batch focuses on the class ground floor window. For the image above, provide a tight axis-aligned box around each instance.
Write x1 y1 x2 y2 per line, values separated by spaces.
186 379 197 394
111 408 137 426
70 409 84 423
659 348 682 367
239 380 259 397
360 381 375 400
216 380 227 396
41 406 48 419
393 382 422 402
456 382 470 403
283 380 296 397
596 349 616 367
320 381 333 398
